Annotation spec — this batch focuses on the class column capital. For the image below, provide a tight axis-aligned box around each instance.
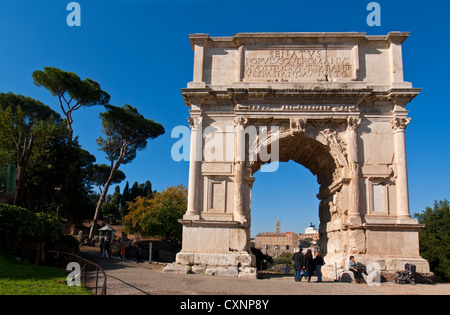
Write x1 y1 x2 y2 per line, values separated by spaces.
234 116 248 128
391 117 411 131
188 116 203 131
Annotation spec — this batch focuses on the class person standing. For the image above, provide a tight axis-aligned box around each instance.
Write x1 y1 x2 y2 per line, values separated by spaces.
303 249 314 282
313 251 325 282
292 247 304 282
99 237 104 255
102 238 110 259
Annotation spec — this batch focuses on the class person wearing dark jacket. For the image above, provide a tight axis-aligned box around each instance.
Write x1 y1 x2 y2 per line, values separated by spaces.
292 247 304 282
313 251 325 282
302 249 314 282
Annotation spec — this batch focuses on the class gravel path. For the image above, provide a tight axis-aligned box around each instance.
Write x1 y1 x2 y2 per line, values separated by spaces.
81 248 449 296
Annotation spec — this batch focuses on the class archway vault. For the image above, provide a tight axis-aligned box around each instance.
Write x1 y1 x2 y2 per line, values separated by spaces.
164 32 430 278
249 120 345 189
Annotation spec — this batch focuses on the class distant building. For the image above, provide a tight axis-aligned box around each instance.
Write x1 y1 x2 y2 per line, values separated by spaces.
254 220 300 257
254 221 320 257
298 223 320 246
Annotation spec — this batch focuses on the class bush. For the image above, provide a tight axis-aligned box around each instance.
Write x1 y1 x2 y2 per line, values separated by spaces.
0 204 63 253
36 212 62 242
274 252 293 265
414 199 450 282
0 204 42 252
52 235 80 255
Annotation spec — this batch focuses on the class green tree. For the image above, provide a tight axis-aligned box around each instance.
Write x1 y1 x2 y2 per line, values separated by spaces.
89 104 164 238
87 163 126 194
119 180 154 217
121 181 130 215
414 199 450 282
32 67 110 139
101 185 122 222
123 185 187 244
24 138 97 220
0 93 62 206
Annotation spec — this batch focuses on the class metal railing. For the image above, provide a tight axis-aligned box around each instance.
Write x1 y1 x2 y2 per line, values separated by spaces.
47 250 107 295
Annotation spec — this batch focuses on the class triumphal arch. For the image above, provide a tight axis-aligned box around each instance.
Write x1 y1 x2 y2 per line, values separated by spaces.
164 32 430 278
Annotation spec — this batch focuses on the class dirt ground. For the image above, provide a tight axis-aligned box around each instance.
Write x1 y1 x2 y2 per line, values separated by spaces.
81 247 449 295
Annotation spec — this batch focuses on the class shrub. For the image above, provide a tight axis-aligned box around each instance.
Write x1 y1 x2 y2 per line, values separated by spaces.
0 204 64 253
274 252 293 265
0 204 42 252
52 235 80 255
36 212 62 242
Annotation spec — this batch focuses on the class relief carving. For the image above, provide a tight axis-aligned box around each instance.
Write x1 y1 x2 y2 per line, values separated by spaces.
347 117 361 132
290 118 307 135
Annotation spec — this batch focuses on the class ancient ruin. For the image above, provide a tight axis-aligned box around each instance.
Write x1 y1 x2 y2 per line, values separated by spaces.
164 32 430 278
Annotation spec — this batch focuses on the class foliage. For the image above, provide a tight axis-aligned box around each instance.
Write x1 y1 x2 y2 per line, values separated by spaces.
274 252 293 265
0 204 83 259
123 185 187 244
35 212 63 242
0 92 95 218
119 180 153 216
87 163 126 194
96 104 165 166
0 204 42 252
22 125 96 220
32 66 110 139
414 199 450 282
0 92 63 206
89 104 164 238
0 253 91 295
52 235 80 255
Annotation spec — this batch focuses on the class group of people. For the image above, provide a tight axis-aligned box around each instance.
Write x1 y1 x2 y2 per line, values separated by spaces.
99 236 134 260
99 237 153 263
291 249 367 283
292 248 325 282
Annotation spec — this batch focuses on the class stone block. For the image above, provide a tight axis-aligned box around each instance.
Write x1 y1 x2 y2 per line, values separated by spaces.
175 252 194 265
191 265 207 274
238 267 258 278
205 267 239 277
163 264 191 274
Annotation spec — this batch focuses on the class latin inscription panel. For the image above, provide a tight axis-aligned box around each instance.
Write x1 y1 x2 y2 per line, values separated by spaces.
243 47 355 82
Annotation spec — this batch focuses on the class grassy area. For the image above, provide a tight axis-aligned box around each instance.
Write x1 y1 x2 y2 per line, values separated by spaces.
0 253 91 295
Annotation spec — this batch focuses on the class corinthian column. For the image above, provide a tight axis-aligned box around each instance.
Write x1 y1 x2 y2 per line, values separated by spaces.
347 117 361 220
185 116 203 220
392 117 411 218
234 117 248 224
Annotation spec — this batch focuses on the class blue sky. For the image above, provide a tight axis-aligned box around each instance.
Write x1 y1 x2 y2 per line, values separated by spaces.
0 0 449 236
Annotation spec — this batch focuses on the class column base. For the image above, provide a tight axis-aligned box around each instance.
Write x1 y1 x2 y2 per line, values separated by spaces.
182 213 200 221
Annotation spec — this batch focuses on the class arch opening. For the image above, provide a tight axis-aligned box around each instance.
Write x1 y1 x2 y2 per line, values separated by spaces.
251 161 320 255
248 131 343 259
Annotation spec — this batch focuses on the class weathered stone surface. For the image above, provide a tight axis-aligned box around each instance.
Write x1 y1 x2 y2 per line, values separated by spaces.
238 267 258 278
205 267 239 277
169 32 430 278
162 264 190 274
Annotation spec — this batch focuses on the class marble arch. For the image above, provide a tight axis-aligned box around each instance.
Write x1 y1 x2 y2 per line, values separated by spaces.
164 32 430 278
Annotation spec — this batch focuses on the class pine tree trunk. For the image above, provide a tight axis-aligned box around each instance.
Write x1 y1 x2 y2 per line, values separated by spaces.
89 150 125 239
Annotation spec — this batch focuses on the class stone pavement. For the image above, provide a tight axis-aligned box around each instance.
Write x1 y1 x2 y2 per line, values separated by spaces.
81 248 449 296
